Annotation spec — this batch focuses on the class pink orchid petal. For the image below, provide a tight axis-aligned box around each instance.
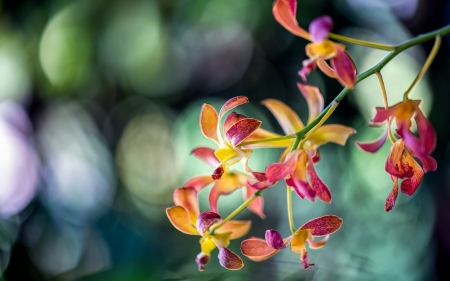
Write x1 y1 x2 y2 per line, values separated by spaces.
191 147 220 167
331 46 357 88
173 187 199 224
184 175 214 192
218 247 244 270
266 151 299 183
243 184 266 219
420 155 437 173
298 59 316 81
309 15 333 42
317 59 337 78
196 252 210 271
307 235 329 249
306 154 332 204
251 171 267 182
297 83 324 123
415 109 436 154
225 118 262 147
272 0 311 39
200 104 219 143
290 178 316 201
398 124 427 160
247 179 273 190
240 238 281 262
219 96 249 118
400 153 424 196
385 178 399 211
196 211 221 234
166 206 199 235
265 229 286 250
385 140 414 178
209 174 241 213
224 112 247 133
214 220 252 239
299 215 343 236
261 99 304 135
301 250 314 269
356 129 388 153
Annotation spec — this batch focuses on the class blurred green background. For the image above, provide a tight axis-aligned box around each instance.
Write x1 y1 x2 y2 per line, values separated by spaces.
0 0 450 280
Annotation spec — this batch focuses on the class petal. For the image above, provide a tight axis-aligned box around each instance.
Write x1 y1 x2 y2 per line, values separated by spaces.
196 252 210 271
265 151 299 183
224 112 247 133
317 59 337 78
265 229 286 250
243 184 266 219
240 238 281 262
331 46 357 88
298 59 317 81
385 178 399 212
290 229 310 254
243 128 293 148
173 187 199 224
297 83 324 123
191 147 220 167
307 235 329 249
290 179 316 201
306 124 356 149
385 140 414 178
214 220 252 240
196 211 221 234
420 155 437 173
201 237 217 255
166 206 199 235
398 125 427 160
299 215 343 236
261 99 304 135
305 41 336 58
247 179 274 190
219 96 249 118
415 108 436 154
225 118 262 147
356 129 388 153
212 165 224 180
215 148 241 165
306 154 332 204
400 153 424 196
184 175 214 192
309 15 333 42
272 0 310 39
301 250 314 269
218 247 244 270
200 104 219 143
209 173 241 213
212 232 232 248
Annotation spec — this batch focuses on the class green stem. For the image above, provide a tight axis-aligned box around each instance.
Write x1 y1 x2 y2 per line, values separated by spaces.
209 190 262 235
328 32 395 51
286 185 296 234
240 135 295 147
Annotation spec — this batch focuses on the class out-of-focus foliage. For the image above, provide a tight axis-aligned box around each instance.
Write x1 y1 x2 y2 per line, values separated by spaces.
0 0 449 280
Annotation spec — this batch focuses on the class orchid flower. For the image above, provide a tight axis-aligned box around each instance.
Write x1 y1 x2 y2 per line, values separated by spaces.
186 147 265 219
166 187 251 270
200 96 262 180
245 83 355 203
241 215 342 269
273 0 357 87
356 98 437 211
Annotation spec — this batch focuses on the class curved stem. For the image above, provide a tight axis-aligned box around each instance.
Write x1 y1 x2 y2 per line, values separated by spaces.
375 72 396 143
209 190 262 235
328 32 395 51
286 185 296 234
403 35 442 99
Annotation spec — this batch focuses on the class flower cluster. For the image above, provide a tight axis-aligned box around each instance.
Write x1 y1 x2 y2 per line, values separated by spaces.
165 0 439 273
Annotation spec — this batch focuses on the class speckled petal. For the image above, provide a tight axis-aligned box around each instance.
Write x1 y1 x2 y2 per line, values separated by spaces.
299 215 343 236
218 247 244 270
225 118 262 147
385 178 399 211
265 229 286 250
219 96 249 118
196 212 221 234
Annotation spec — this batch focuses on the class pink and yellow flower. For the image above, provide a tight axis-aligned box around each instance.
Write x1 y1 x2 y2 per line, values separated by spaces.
185 147 265 219
273 0 356 87
240 215 343 269
166 187 251 270
357 98 437 211
200 96 261 180
245 83 355 203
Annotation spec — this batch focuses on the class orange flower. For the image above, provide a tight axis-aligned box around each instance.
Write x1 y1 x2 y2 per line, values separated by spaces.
241 215 343 269
273 0 357 87
166 187 251 270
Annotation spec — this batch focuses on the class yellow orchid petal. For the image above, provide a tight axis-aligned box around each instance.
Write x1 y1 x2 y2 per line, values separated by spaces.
166 206 199 236
297 83 324 123
243 128 293 148
212 232 232 248
316 59 337 78
290 229 311 254
213 220 252 240
200 104 219 144
304 124 356 149
214 148 240 164
261 99 304 135
201 237 217 255
305 40 336 59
